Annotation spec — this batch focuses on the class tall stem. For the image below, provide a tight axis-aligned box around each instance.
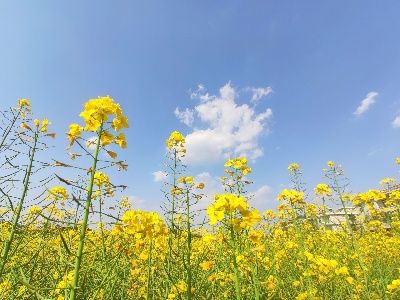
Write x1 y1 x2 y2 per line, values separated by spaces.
229 213 241 300
0 131 38 276
186 189 192 300
69 124 102 300
146 238 154 300
332 170 371 299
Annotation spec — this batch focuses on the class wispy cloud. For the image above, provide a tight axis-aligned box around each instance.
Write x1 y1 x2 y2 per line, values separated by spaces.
249 184 274 211
174 107 194 126
392 116 400 128
367 146 383 156
152 171 168 182
245 86 273 105
353 91 378 116
176 82 273 166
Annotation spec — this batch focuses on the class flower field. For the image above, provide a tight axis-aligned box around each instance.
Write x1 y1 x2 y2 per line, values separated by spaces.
1 98 400 299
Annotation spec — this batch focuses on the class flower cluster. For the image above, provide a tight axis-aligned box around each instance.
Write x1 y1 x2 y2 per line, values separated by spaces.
17 100 55 138
314 183 332 197
46 186 69 201
207 193 261 229
224 157 251 176
66 96 129 150
277 189 306 207
121 210 167 238
288 163 301 175
13 98 32 119
93 171 110 187
166 131 185 150
379 178 396 185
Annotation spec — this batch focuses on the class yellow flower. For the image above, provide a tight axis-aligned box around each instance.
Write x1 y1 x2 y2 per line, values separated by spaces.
67 124 84 144
79 96 123 132
314 183 332 197
100 130 114 146
170 187 183 196
248 230 263 244
261 275 277 290
207 205 225 225
288 163 301 175
224 159 233 167
251 244 266 253
115 133 127 148
200 261 216 270
387 279 400 293
107 150 117 159
40 118 50 132
379 178 396 185
166 131 185 149
179 176 194 185
46 186 69 201
112 115 129 131
20 123 32 130
196 182 205 189
185 176 194 184
202 235 217 243
93 172 110 187
263 209 276 219
345 277 355 285
335 266 349 276
241 209 261 228
295 292 308 300
277 189 305 207
327 161 334 168
171 280 188 294
18 99 31 107
121 210 166 238
26 206 42 214
34 119 40 127
42 118 50 126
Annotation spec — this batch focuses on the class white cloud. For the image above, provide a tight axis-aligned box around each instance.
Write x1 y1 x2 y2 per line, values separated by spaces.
179 82 273 166
127 195 145 210
249 184 273 211
392 116 400 128
174 107 194 126
152 171 168 182
86 136 98 150
245 86 273 105
353 91 378 116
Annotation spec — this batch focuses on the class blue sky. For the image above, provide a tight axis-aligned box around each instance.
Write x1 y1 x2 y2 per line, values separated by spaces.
1 1 400 215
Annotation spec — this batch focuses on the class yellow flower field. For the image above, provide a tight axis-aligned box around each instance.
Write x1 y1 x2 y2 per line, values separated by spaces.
1 98 400 299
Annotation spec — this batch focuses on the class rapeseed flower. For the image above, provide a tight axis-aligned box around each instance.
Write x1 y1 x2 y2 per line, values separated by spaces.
46 186 69 201
166 131 185 149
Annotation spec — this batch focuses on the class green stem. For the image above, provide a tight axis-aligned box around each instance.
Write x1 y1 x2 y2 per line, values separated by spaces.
0 131 38 276
69 124 102 300
186 188 192 300
251 254 260 300
99 199 107 259
229 213 241 300
332 170 371 299
146 238 154 300
166 148 178 296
